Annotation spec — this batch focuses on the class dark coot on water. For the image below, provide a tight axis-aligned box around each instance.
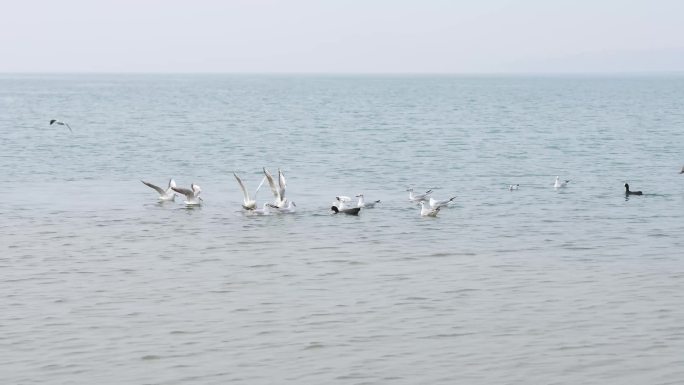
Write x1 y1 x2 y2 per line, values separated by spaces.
331 206 361 216
624 183 642 196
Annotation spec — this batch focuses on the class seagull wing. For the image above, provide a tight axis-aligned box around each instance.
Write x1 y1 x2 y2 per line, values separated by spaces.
254 176 266 197
263 168 281 202
64 122 72 132
233 173 250 203
171 186 194 198
278 168 287 200
50 119 56 125
141 180 165 195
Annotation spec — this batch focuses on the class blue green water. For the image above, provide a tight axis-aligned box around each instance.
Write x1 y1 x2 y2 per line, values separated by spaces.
1 74 683 384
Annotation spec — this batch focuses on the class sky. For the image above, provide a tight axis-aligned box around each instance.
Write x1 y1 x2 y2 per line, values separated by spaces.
1 0 683 73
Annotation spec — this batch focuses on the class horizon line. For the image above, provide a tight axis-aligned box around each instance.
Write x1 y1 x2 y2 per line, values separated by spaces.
2 70 684 77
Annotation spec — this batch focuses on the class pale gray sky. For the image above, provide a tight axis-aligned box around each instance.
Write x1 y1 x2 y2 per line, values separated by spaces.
1 0 683 73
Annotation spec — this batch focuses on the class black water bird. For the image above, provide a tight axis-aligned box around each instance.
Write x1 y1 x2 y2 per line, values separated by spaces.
331 206 361 216
624 183 642 196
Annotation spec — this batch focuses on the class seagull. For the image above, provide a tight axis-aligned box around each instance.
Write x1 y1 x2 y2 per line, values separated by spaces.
429 196 456 209
263 167 287 208
141 178 177 201
679 166 684 174
331 206 361 215
356 194 380 208
252 202 272 215
49 119 72 132
420 201 440 217
624 183 643 196
233 172 266 210
508 184 519 191
172 183 202 205
268 201 296 214
407 188 433 202
333 196 352 209
554 176 570 189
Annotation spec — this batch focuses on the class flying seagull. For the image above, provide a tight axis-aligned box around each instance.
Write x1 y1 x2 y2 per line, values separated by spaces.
50 119 72 132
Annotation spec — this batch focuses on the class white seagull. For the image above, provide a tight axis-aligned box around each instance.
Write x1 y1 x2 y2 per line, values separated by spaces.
252 202 272 216
233 172 266 210
420 201 440 217
554 176 570 189
429 196 456 209
172 183 202 205
333 196 352 209
263 167 288 208
508 184 519 191
141 178 177 201
268 201 296 214
50 119 72 132
356 194 380 208
407 188 433 202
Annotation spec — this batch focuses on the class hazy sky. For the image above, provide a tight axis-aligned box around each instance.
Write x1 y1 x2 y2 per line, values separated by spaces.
2 0 683 73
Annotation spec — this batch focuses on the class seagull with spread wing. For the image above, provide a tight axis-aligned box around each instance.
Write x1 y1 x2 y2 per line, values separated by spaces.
141 178 177 201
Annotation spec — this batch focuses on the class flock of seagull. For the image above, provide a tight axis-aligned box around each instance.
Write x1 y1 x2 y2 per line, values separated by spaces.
53 118 683 211
140 167 684 217
140 167 461 217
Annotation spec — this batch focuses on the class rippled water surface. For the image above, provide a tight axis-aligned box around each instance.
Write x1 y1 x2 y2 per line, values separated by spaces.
2 74 684 384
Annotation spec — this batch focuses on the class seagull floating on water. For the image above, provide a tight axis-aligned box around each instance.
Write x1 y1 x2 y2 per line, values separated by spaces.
508 184 519 191
429 196 456 209
407 188 433 202
624 183 643 196
331 206 361 216
49 119 72 132
333 196 352 209
554 176 570 189
172 183 202 205
263 168 288 208
252 202 272 215
233 172 265 210
141 178 177 201
268 201 296 214
356 194 380 208
420 201 440 217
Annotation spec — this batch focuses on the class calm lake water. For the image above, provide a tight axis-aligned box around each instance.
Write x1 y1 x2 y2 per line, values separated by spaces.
1 74 684 384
